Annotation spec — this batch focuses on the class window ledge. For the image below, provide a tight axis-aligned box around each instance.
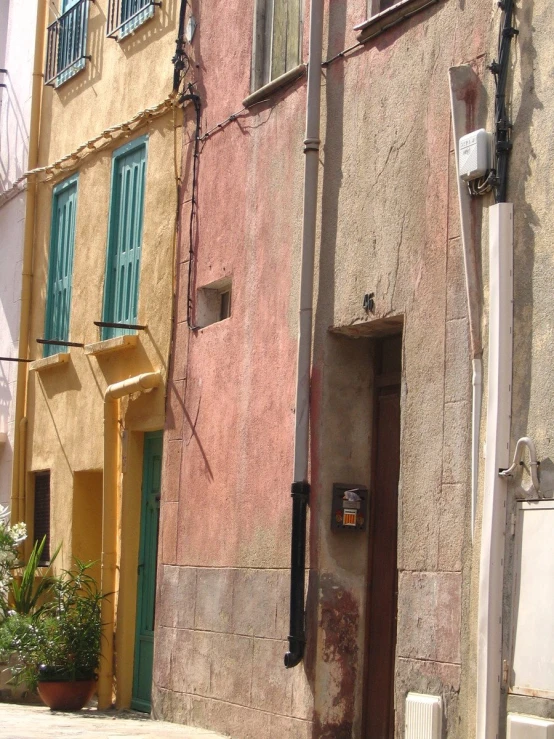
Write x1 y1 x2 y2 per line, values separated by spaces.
243 64 306 109
30 353 70 372
354 0 442 43
117 4 155 41
84 334 138 357
54 58 86 89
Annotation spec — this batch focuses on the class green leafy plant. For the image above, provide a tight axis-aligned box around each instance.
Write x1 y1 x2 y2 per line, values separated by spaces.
9 537 60 616
0 505 27 619
0 559 104 691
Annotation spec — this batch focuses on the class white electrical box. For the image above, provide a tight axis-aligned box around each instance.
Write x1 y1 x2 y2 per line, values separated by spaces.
507 714 554 739
458 128 491 181
510 501 554 699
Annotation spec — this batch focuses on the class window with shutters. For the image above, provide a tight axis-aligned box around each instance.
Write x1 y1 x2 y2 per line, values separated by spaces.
102 136 147 340
251 0 302 91
44 174 78 358
34 472 51 565
356 0 435 40
45 0 92 87
106 0 160 41
369 0 398 12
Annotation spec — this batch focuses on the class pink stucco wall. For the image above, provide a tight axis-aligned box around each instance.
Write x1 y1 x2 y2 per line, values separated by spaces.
155 0 495 736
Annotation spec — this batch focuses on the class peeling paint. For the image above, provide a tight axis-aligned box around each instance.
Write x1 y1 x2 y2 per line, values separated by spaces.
316 574 359 737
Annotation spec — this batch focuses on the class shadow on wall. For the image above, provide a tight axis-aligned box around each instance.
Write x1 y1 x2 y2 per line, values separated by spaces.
308 0 349 735
54 2 106 107
116 0 178 60
0 79 31 188
510 0 541 445
0 362 11 435
500 0 541 729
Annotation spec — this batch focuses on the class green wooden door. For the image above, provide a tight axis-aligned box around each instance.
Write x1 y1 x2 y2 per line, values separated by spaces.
131 431 162 712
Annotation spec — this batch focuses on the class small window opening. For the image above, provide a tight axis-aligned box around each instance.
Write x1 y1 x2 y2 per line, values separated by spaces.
34 471 51 564
219 290 231 321
197 277 232 328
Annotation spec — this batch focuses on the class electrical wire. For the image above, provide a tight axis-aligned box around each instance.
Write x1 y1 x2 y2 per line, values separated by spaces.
322 41 364 68
179 85 201 330
172 0 190 93
488 0 517 203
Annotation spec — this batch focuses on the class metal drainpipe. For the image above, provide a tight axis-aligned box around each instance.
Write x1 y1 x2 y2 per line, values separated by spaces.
97 372 161 709
10 0 47 525
448 66 484 541
284 0 324 669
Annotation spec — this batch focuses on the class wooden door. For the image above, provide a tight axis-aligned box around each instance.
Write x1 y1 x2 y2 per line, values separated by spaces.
363 336 402 738
132 431 162 712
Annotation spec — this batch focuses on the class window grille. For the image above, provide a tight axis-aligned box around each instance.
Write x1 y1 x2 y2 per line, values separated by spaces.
107 0 161 40
45 0 91 87
34 472 51 564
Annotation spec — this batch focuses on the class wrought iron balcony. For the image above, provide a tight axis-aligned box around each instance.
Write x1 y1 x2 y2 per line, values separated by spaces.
107 0 161 40
45 0 92 87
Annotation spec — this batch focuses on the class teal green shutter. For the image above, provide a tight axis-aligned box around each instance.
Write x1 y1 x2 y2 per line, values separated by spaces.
44 175 78 357
103 137 147 339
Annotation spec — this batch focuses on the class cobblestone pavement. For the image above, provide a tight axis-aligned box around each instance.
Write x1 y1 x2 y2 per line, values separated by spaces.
0 703 227 738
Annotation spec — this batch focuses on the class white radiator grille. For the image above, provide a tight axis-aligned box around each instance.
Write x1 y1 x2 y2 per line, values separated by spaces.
405 693 442 739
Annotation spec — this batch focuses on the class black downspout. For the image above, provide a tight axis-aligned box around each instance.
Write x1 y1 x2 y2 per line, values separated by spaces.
284 481 310 668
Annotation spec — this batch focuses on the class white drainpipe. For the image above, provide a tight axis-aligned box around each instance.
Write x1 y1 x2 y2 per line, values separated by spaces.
293 0 323 483
476 204 513 739
448 66 484 541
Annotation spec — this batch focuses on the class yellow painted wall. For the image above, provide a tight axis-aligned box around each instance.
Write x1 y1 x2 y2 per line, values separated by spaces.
39 0 179 164
24 0 178 707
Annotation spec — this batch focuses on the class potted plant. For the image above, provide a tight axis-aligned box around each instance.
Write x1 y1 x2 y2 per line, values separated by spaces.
1 558 104 711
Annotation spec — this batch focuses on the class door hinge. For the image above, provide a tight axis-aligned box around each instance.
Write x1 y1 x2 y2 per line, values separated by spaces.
502 659 510 687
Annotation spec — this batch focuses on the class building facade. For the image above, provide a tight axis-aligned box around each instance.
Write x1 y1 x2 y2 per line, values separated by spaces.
0 0 39 509
15 0 180 711
153 0 554 737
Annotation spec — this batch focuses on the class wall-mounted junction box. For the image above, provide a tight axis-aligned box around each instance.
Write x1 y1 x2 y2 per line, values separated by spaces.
507 714 554 739
459 128 492 181
330 483 368 531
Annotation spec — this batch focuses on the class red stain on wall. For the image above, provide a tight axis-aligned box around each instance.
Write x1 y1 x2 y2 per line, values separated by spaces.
314 574 359 738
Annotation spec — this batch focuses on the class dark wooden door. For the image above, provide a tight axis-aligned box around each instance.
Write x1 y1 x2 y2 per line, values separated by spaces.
363 336 402 738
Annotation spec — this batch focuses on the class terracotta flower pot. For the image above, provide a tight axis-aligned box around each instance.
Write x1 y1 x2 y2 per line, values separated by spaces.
37 678 96 711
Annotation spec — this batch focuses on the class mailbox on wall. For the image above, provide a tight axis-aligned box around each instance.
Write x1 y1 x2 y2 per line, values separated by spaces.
331 483 368 531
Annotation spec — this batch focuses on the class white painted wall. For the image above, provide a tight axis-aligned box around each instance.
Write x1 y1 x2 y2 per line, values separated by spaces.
0 0 38 510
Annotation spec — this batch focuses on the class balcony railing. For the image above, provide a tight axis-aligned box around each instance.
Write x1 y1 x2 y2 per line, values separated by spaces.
107 0 161 40
45 0 92 87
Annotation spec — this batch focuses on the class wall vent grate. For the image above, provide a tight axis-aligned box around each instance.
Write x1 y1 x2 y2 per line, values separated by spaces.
405 692 442 739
